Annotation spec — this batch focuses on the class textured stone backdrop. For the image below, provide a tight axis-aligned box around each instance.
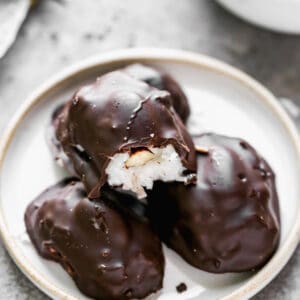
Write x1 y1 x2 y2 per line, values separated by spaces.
0 0 299 299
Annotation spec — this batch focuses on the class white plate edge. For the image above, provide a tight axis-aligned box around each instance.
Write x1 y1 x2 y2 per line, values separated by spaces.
0 48 300 300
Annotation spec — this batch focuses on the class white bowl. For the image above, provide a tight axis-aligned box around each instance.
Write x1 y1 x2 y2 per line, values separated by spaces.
217 0 300 34
1 48 300 300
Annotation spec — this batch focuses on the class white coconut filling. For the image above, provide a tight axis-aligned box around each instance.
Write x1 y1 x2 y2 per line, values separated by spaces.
105 144 187 198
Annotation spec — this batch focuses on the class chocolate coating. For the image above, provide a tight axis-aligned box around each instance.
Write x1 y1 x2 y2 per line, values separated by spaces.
147 133 280 273
48 105 76 175
123 64 190 122
55 71 196 198
25 178 164 300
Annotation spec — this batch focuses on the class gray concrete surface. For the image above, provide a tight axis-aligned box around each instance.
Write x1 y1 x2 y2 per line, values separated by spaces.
0 0 300 299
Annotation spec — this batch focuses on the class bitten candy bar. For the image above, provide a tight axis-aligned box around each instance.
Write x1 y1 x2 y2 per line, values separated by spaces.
54 71 197 199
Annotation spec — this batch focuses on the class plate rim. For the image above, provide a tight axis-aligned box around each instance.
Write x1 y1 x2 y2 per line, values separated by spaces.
1 48 300 300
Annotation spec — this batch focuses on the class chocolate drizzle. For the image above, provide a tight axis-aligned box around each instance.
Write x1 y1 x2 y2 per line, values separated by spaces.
147 133 280 273
123 97 149 142
25 178 164 300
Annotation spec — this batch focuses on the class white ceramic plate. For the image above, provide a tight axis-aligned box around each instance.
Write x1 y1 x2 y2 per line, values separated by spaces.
1 48 300 300
216 0 300 34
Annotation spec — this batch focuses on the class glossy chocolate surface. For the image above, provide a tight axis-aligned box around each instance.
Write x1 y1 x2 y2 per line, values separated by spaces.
123 63 190 122
147 133 280 273
55 71 196 198
25 178 164 300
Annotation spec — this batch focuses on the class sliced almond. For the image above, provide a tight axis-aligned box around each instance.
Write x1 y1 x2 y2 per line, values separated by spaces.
195 145 209 154
125 149 155 168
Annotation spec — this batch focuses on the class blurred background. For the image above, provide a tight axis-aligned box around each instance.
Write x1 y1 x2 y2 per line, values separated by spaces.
0 0 300 299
